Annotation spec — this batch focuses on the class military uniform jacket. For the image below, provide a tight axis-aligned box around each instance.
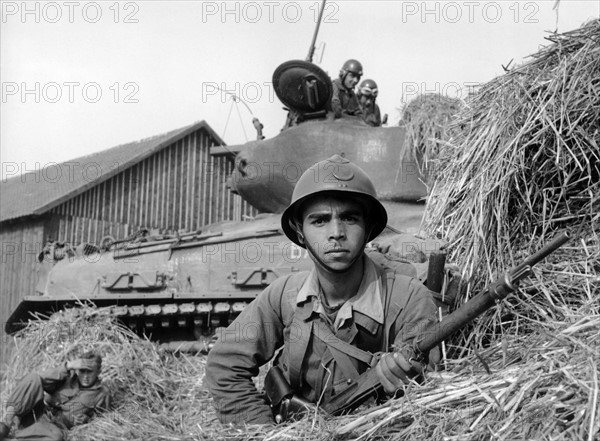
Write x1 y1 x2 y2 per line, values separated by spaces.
206 255 438 424
40 365 110 428
362 103 382 127
330 78 363 118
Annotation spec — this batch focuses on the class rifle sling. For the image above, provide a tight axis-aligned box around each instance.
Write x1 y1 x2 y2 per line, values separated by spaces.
288 308 313 391
312 319 373 381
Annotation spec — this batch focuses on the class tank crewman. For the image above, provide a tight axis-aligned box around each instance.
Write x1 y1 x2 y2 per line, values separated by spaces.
206 154 440 424
358 79 382 127
0 352 111 441
329 59 364 119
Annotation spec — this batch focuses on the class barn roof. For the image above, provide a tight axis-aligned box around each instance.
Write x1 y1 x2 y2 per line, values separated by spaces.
0 120 226 223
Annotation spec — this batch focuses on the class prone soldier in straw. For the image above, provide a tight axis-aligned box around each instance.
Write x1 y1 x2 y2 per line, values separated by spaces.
206 154 440 424
0 351 110 441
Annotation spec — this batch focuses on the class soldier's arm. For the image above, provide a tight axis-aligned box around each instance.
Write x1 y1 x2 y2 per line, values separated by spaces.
330 83 343 118
391 276 439 354
94 387 111 414
362 109 378 126
206 276 291 425
38 364 70 394
374 104 382 126
377 276 440 394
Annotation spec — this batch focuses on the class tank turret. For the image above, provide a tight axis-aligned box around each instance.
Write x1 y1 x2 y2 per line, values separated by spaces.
229 59 429 225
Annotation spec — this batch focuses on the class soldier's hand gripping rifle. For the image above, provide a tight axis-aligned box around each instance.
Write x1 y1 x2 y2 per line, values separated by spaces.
265 230 571 421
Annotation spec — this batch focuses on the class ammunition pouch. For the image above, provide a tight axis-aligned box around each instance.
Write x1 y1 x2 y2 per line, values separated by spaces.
264 365 316 423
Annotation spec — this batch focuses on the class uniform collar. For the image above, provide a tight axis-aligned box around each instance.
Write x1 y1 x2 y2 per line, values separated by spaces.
296 255 384 329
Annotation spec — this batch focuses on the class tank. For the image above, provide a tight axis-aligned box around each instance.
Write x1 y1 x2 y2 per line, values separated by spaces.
5 58 440 345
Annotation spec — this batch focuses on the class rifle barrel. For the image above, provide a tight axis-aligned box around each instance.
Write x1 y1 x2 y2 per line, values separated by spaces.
415 288 497 355
516 230 571 275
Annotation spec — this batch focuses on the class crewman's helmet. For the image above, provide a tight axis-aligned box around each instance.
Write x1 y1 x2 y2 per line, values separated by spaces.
339 59 363 81
281 154 388 248
358 79 378 98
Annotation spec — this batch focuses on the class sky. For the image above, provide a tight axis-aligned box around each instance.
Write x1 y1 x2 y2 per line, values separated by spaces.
1 0 599 180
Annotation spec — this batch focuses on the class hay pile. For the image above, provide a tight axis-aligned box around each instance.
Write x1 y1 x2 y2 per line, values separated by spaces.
1 308 220 441
423 19 600 343
399 93 464 180
2 306 597 440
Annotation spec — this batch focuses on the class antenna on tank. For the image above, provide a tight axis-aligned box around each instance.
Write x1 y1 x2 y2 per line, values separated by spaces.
306 0 326 63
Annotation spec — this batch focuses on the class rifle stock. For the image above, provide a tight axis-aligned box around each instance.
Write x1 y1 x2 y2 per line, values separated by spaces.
324 230 571 415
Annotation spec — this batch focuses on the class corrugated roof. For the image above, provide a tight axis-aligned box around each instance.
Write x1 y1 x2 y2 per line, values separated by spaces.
0 120 225 223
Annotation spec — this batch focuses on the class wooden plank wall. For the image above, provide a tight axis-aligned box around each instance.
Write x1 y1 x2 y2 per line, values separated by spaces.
0 218 45 363
48 129 256 245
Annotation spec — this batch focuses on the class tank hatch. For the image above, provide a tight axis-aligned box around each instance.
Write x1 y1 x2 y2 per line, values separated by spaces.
273 60 332 115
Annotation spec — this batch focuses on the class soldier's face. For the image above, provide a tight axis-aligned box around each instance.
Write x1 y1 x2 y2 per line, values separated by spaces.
300 196 366 272
77 364 100 388
360 95 373 108
344 72 360 89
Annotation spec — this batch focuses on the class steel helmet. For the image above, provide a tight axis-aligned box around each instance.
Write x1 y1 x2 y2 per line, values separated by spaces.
339 59 363 80
281 154 388 248
358 79 378 98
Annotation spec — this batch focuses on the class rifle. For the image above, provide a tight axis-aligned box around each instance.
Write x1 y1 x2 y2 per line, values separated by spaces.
265 230 571 420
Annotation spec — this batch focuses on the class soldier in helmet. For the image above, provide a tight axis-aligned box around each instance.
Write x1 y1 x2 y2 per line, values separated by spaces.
329 59 364 119
206 155 439 424
0 351 110 441
358 79 382 127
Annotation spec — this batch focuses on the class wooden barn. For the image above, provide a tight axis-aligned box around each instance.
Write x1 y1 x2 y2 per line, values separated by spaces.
0 120 256 355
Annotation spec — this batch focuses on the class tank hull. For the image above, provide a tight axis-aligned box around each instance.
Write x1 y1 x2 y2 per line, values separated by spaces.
5 214 314 340
230 119 428 213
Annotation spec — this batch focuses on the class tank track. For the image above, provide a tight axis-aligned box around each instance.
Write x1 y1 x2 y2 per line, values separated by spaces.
40 301 245 353
109 300 250 336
